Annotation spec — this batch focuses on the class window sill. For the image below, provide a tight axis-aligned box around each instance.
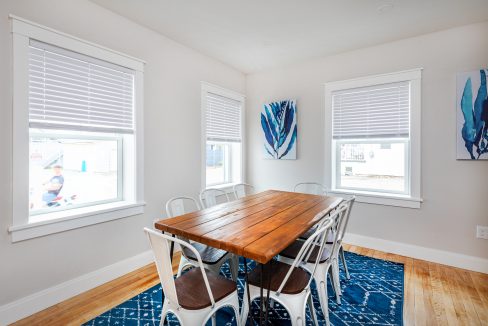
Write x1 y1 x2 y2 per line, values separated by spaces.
329 189 422 208
9 201 145 242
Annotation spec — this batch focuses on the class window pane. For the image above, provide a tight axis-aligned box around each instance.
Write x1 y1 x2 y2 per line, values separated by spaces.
29 134 120 214
339 142 406 193
206 142 230 186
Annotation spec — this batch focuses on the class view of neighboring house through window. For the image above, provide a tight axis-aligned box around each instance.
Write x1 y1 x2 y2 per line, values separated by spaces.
28 40 134 218
331 81 411 195
203 85 244 187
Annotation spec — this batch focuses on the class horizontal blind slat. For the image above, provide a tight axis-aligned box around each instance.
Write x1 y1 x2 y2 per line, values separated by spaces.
205 92 242 142
28 40 134 134
29 91 132 111
332 81 410 139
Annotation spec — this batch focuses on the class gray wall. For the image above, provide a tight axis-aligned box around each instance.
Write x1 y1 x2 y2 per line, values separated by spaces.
246 22 488 260
0 0 245 305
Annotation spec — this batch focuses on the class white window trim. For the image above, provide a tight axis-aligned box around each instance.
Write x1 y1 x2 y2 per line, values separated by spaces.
9 15 145 242
324 69 422 208
201 82 246 191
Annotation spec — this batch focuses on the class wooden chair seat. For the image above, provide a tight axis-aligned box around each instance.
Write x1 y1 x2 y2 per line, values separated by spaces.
300 226 334 243
175 268 237 310
247 260 310 295
280 240 331 264
182 242 229 265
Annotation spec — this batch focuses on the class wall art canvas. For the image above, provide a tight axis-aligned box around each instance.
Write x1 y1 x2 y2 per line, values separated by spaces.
261 99 297 159
457 69 488 160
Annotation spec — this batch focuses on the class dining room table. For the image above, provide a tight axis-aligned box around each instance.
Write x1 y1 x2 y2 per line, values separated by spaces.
154 189 343 325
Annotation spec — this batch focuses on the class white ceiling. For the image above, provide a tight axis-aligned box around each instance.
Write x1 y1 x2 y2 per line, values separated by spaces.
90 0 488 73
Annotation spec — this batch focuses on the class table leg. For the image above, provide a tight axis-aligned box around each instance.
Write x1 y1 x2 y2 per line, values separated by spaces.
264 263 272 325
169 234 175 263
259 264 264 324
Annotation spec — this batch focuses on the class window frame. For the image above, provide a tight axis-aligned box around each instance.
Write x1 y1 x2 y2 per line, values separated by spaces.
333 138 410 195
325 69 422 208
205 140 234 187
28 131 124 217
201 82 245 191
10 15 145 242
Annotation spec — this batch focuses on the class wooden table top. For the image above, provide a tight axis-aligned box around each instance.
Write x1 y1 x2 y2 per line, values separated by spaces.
154 190 343 264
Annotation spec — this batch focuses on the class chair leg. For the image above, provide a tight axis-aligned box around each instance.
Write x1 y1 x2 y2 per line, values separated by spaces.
283 296 307 326
317 280 331 326
307 293 318 326
240 286 250 326
211 314 216 326
160 301 169 326
327 267 338 298
332 259 342 304
229 292 241 326
340 246 350 280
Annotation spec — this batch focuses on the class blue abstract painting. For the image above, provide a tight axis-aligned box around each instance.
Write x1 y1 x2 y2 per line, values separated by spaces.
261 100 297 159
457 69 488 160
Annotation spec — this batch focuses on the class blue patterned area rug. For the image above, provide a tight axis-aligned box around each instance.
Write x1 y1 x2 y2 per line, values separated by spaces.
84 252 404 325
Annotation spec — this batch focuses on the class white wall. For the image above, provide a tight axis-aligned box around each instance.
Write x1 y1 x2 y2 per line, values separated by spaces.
246 22 488 260
0 0 245 307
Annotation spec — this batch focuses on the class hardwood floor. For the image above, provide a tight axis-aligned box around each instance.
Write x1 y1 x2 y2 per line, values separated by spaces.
12 245 488 326
11 254 181 326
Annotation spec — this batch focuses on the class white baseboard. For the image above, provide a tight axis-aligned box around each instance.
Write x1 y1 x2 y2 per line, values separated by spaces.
0 250 154 325
344 232 488 274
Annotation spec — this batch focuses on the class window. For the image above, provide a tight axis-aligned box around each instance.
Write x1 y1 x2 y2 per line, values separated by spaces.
10 16 145 241
202 83 244 188
325 69 422 208
29 134 122 219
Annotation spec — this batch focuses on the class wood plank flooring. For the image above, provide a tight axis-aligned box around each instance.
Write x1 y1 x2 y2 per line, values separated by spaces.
11 254 181 326
12 245 488 326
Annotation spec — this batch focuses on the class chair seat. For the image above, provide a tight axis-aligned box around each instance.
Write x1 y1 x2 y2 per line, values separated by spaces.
300 227 335 243
247 260 310 295
280 240 331 264
182 242 229 265
175 268 237 310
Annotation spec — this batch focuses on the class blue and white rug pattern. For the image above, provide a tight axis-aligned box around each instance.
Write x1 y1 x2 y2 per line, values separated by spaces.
84 251 404 325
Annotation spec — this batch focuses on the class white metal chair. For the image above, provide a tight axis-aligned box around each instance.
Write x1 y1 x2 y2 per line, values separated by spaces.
166 196 201 218
240 216 335 326
299 197 355 280
294 182 328 195
279 202 351 325
165 196 238 281
144 228 241 326
233 183 255 199
199 188 230 208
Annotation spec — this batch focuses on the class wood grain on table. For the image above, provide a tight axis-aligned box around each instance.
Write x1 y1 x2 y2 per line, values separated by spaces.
155 190 342 264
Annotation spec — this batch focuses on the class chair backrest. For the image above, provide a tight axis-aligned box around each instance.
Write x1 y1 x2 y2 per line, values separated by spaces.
144 228 216 309
165 196 201 218
294 182 328 195
327 198 355 258
335 196 355 246
199 188 230 208
233 183 255 199
276 207 345 295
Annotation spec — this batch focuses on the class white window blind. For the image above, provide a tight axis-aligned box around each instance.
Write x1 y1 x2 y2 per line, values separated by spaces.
28 39 135 134
205 92 242 142
332 81 410 139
